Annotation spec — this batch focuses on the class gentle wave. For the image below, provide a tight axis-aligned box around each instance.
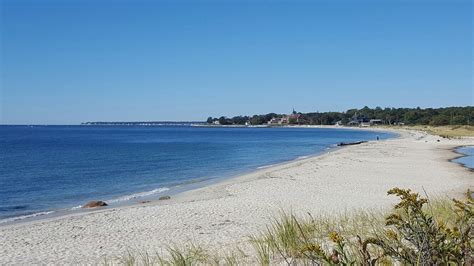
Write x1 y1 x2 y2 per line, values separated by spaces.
258 155 313 169
106 187 170 204
257 164 278 169
0 211 55 224
72 187 172 208
0 187 171 224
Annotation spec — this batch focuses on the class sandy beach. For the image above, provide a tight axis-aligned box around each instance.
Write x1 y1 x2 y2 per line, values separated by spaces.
1 128 473 264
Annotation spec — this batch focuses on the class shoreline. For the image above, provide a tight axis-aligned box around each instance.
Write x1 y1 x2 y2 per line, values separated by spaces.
1 128 473 264
0 126 397 226
450 146 474 172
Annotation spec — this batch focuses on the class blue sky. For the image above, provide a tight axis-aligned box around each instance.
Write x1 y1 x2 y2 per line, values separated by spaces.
1 0 472 124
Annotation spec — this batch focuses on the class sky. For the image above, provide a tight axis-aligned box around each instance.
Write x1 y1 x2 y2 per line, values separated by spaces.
0 0 472 124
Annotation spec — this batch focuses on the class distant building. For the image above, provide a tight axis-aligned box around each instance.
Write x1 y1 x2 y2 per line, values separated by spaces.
348 112 369 126
268 109 302 125
347 113 383 127
369 119 383 125
289 113 302 123
288 108 304 124
213 120 220 125
268 117 285 125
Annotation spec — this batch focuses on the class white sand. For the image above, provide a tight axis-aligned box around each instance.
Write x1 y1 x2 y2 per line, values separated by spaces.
1 129 473 264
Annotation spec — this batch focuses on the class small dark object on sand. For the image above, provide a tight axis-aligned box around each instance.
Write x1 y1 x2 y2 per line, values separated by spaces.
159 196 171 200
82 200 108 208
337 141 367 147
139 200 151 204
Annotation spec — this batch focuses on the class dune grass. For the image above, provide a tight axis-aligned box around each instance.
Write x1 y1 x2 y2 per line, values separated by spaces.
405 125 474 138
375 124 474 138
103 188 473 265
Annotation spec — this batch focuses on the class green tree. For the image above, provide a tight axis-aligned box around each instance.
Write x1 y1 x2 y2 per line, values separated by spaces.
451 115 467 125
250 115 265 125
430 115 450 126
288 117 297 124
207 106 474 126
218 116 231 125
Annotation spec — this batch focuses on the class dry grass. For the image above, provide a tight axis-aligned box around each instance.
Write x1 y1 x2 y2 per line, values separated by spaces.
405 125 474 138
375 125 474 138
104 189 473 265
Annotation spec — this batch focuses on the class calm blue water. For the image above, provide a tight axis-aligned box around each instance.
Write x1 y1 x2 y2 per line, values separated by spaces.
0 126 394 223
453 146 474 170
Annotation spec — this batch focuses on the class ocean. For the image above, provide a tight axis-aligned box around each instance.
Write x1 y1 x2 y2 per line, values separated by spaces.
0 125 396 223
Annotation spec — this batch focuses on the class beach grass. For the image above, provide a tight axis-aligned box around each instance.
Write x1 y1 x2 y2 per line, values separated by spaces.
104 188 473 265
375 125 474 138
406 125 474 138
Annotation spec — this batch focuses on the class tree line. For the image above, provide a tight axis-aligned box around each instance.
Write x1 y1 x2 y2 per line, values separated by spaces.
206 106 474 126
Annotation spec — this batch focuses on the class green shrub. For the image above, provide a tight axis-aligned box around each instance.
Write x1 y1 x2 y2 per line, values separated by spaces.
365 188 473 264
247 188 473 265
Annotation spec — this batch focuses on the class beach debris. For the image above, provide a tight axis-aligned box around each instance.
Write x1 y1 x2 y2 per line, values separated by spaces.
82 201 108 208
337 141 367 146
159 196 171 200
139 200 151 204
